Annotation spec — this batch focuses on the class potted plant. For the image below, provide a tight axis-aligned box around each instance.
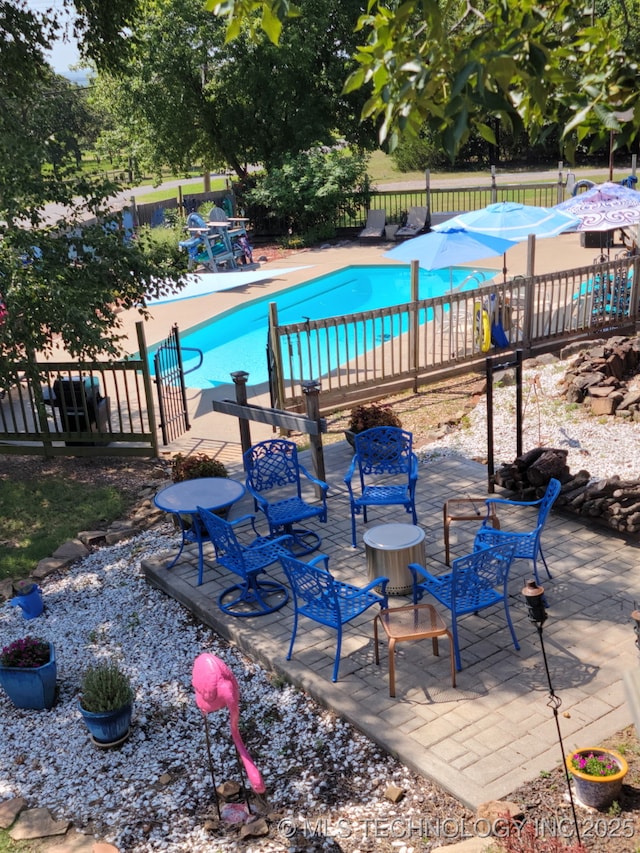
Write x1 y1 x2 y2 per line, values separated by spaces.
171 452 230 523
345 403 402 448
0 636 56 710
171 452 228 482
566 747 628 809
78 661 134 747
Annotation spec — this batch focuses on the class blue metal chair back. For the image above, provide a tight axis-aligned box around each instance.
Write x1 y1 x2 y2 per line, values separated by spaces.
474 477 561 585
535 477 561 527
410 542 518 671
279 553 389 682
354 426 414 477
245 438 303 497
244 439 328 555
197 507 290 617
344 427 418 546
198 506 246 568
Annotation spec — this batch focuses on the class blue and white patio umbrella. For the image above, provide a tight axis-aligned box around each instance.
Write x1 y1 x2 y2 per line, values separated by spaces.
432 202 580 279
384 227 516 272
435 202 580 242
555 181 640 232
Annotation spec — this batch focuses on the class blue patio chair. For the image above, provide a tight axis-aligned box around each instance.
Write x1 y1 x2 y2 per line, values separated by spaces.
244 439 328 556
473 478 561 585
197 506 291 617
344 427 418 547
409 542 518 671
279 552 389 682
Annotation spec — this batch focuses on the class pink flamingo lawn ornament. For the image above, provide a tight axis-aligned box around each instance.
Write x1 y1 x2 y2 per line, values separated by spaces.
192 653 265 818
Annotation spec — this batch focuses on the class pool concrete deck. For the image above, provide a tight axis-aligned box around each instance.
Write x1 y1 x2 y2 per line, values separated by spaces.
143 441 640 810
118 229 611 467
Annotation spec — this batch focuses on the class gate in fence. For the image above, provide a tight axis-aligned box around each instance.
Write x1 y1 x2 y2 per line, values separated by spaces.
153 323 202 445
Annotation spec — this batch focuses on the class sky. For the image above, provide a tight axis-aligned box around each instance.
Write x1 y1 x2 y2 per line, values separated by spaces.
25 0 81 76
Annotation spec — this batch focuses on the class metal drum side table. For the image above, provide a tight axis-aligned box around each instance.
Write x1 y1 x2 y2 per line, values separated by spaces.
363 523 426 596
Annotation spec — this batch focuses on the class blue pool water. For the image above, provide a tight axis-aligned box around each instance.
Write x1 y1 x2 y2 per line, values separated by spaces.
153 264 497 387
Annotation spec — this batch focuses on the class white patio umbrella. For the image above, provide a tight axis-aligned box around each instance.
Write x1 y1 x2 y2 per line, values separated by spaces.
555 181 640 255
434 202 580 279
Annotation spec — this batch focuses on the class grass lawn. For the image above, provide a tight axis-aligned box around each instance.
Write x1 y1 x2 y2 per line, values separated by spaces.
0 476 127 583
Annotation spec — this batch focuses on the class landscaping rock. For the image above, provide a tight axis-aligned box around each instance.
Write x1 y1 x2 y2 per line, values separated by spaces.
9 807 70 840
0 796 27 829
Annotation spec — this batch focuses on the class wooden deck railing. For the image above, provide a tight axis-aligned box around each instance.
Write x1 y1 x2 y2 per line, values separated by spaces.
270 255 640 412
0 323 158 457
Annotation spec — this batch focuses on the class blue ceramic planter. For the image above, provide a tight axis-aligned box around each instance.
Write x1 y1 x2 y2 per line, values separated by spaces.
11 583 44 620
78 701 133 745
0 643 56 709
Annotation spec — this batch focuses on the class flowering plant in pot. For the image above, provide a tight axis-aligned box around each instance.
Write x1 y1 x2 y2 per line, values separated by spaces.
171 453 230 522
345 404 402 448
566 747 628 809
0 636 57 710
171 452 228 482
78 661 134 747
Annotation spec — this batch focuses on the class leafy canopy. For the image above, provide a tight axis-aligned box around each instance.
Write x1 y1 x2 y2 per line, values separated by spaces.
212 0 640 161
90 0 375 182
0 0 187 387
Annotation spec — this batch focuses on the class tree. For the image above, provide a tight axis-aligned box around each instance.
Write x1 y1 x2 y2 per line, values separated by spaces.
246 147 368 240
211 0 640 161
89 0 376 182
0 0 187 388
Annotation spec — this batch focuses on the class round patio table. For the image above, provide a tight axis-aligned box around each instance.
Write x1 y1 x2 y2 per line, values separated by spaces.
154 477 245 586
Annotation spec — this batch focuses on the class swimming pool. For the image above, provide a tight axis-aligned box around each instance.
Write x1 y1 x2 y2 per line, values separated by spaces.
152 264 497 388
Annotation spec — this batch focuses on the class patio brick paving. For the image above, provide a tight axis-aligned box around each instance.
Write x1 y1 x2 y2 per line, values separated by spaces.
143 438 640 809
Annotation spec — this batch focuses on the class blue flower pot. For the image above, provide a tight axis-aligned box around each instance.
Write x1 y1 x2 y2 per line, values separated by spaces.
11 584 44 620
0 643 56 710
78 701 133 745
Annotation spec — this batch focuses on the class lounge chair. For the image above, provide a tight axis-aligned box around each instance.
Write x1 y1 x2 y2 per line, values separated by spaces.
359 209 386 244
394 206 429 240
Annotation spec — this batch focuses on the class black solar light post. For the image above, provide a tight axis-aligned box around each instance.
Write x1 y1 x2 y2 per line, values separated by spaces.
521 580 581 846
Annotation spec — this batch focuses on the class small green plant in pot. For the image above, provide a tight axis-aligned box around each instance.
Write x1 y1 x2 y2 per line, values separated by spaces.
79 661 134 746
345 403 402 448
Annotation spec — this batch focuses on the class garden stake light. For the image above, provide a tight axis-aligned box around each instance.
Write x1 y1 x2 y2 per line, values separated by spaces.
521 579 581 846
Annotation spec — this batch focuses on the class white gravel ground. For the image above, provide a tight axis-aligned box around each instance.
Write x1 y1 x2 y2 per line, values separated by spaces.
417 358 640 482
0 529 468 853
1 356 637 852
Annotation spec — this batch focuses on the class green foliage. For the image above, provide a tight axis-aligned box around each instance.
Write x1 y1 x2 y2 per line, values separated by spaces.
348 403 402 434
608 799 622 816
219 0 640 163
0 4 188 388
90 0 375 182
80 662 134 713
136 224 188 272
0 478 125 582
171 452 229 482
246 148 368 235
